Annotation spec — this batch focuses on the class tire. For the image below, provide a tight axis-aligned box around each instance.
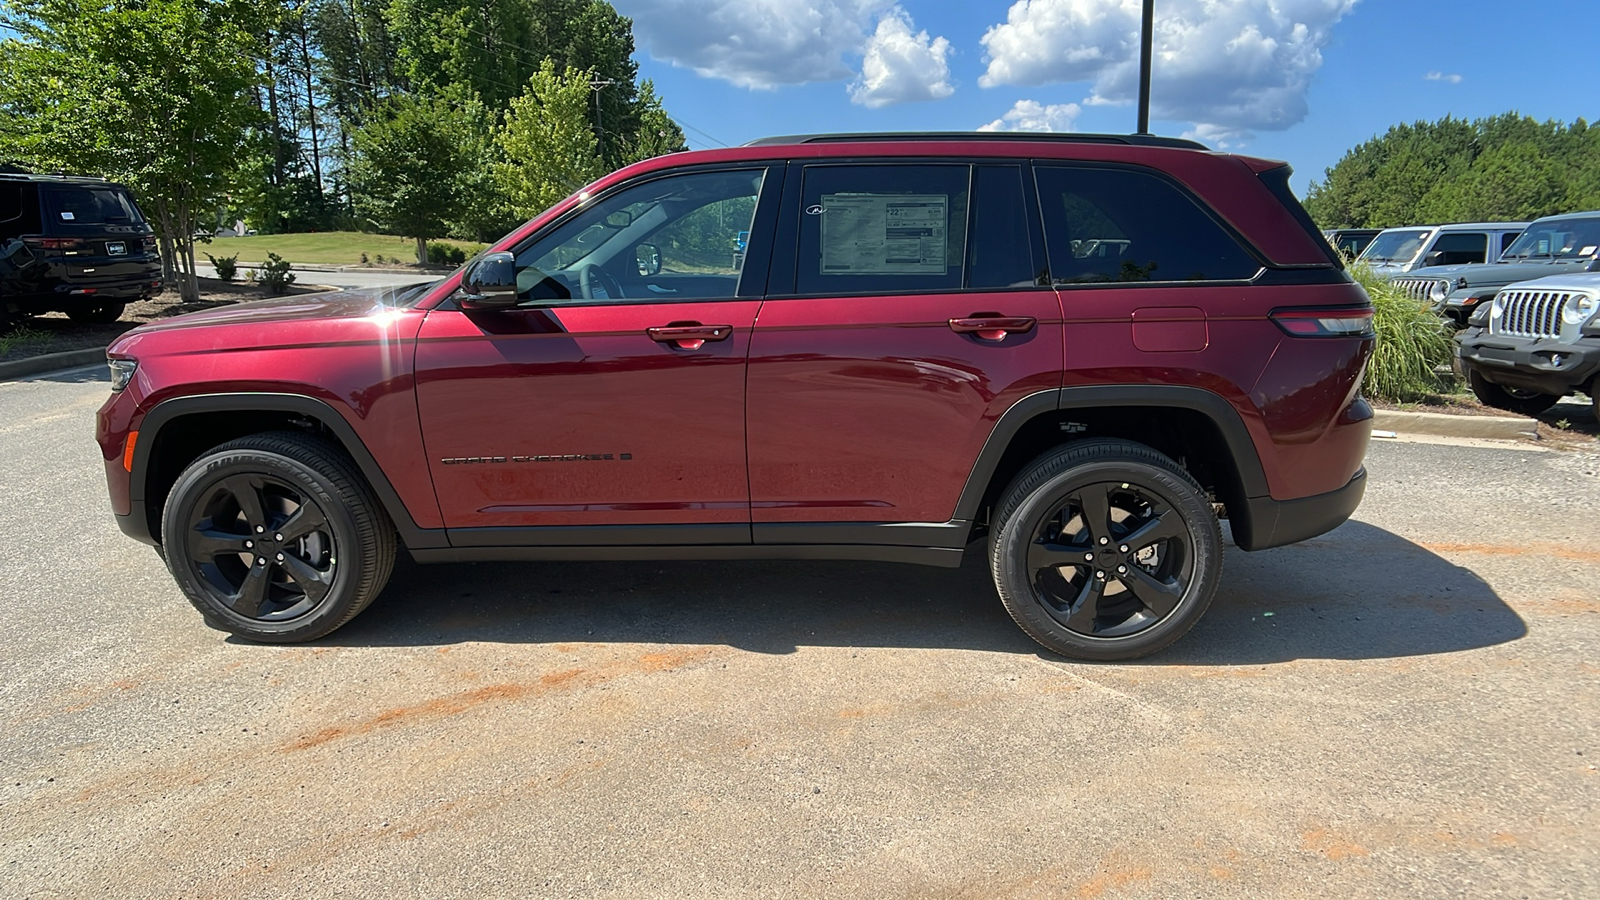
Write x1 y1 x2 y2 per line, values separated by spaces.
1468 369 1560 416
66 301 126 324
989 439 1223 661
160 431 396 643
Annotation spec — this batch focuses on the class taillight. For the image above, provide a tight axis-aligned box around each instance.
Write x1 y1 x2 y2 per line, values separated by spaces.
1269 307 1375 337
22 237 87 252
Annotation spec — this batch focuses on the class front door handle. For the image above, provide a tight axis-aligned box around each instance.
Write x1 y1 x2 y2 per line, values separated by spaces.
949 315 1036 342
646 323 733 350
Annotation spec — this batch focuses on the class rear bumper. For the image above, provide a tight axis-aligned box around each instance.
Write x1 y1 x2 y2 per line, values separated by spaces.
1457 329 1600 395
1233 467 1367 551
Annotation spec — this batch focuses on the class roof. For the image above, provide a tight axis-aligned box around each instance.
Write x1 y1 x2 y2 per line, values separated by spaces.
744 132 1207 150
0 171 112 185
1374 221 1529 232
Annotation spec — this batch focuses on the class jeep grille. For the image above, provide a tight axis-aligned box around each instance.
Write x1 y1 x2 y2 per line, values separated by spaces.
1392 277 1440 303
1492 290 1570 339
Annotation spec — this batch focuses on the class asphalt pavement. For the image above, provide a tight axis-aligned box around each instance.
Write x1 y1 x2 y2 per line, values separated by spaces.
2 367 1597 899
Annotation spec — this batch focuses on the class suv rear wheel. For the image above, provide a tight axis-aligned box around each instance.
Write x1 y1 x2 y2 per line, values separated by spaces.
1468 369 1560 416
989 439 1222 661
160 432 396 643
66 300 126 324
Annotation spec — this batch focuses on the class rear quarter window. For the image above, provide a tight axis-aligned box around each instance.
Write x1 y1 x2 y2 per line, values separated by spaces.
1035 165 1260 285
0 182 42 237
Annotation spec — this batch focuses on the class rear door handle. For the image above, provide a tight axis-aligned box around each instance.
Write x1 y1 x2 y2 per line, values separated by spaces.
646 323 733 350
949 316 1036 342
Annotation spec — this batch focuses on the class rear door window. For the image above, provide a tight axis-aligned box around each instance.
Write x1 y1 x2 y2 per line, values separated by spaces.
1430 232 1487 266
1500 231 1521 256
795 164 969 295
41 185 143 226
1034 165 1258 284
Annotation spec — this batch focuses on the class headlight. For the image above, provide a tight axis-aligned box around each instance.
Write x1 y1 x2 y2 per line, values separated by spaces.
108 358 137 392
1564 294 1597 325
1430 280 1450 302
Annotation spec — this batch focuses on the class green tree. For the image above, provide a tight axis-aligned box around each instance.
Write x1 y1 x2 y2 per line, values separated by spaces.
1415 141 1567 223
0 0 267 302
1307 114 1600 228
495 61 606 220
346 93 485 263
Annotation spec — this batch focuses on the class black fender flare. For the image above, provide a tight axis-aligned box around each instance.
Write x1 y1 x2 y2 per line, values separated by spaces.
125 392 446 549
952 385 1273 542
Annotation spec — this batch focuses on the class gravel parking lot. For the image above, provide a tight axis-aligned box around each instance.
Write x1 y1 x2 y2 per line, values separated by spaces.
3 367 1598 899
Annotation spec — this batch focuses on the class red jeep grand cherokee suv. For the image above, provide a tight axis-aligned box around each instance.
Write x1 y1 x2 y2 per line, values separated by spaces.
95 133 1374 660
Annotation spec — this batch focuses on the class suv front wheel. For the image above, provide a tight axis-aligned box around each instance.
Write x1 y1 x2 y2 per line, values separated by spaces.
160 432 396 642
1468 369 1560 416
989 440 1222 661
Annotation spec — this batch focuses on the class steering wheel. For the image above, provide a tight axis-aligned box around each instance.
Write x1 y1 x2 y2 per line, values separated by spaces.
577 263 625 301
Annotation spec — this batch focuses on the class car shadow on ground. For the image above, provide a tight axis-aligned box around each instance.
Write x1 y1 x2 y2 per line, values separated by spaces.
316 519 1526 665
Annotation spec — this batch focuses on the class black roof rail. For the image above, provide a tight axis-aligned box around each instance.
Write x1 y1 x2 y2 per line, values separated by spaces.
743 132 1208 150
0 171 111 183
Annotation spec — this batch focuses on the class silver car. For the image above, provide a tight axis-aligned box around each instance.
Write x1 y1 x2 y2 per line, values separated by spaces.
1357 221 1527 279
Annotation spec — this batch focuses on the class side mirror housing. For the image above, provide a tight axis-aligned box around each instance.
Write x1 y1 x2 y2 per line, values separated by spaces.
636 243 661 277
459 251 517 309
1423 250 1445 267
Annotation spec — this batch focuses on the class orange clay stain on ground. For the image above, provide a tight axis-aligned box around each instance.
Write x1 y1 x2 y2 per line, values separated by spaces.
1419 541 1600 565
1301 828 1370 861
1075 862 1154 899
285 648 715 751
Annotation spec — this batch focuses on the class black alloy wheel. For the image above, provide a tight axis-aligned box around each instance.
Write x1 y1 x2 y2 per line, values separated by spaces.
183 473 337 622
161 432 395 642
1026 481 1192 639
990 439 1222 661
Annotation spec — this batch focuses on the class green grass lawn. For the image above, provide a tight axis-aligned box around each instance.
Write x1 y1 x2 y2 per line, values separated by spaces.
199 232 487 267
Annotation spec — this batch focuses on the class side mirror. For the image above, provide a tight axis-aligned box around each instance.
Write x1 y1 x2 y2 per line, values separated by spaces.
1423 251 1445 267
459 251 517 309
636 243 661 277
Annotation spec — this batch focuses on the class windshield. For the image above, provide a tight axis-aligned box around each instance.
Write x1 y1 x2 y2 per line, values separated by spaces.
1358 229 1429 263
1499 219 1600 261
42 185 143 225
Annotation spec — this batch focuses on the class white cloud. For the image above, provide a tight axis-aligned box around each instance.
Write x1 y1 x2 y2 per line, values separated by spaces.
849 9 954 107
617 0 893 89
978 0 1359 142
979 99 1082 132
1425 71 1464 84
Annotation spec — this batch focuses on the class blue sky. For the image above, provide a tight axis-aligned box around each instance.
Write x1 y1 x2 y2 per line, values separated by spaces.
616 0 1600 193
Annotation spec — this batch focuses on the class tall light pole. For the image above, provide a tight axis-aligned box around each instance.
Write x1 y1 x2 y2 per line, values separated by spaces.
1136 0 1154 134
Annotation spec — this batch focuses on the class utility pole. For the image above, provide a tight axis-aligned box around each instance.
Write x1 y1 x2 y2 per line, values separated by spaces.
1136 0 1154 134
590 77 616 159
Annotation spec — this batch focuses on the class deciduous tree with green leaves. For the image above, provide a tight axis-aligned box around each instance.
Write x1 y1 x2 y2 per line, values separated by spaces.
0 0 268 302
346 93 487 263
495 61 607 220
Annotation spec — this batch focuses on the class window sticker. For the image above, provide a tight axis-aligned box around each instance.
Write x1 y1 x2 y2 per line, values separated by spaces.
820 193 947 274
1582 246 1597 257
60 211 75 220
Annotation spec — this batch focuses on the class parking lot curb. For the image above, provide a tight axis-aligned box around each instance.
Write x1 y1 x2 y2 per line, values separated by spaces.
1372 408 1536 440
0 347 106 381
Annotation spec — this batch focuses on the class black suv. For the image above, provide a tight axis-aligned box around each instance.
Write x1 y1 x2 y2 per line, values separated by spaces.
0 172 162 326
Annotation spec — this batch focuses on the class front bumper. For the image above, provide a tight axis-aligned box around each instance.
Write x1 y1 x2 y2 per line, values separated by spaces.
1456 328 1600 396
